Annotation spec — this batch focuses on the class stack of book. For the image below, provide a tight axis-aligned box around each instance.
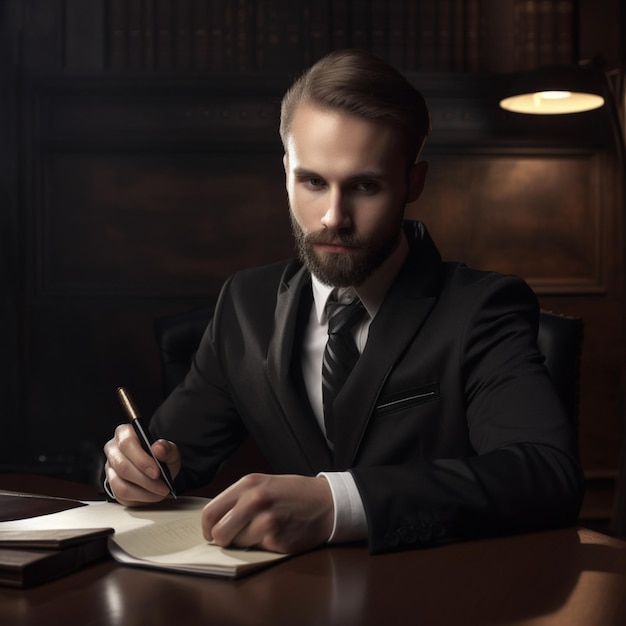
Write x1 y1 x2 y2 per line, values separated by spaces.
0 491 113 587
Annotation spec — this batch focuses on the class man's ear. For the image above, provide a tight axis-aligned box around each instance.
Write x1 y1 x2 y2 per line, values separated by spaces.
407 161 429 203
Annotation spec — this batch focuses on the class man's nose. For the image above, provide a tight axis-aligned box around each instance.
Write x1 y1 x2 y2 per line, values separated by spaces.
321 190 351 229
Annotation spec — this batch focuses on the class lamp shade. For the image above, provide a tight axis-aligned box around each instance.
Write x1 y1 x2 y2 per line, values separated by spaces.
499 64 606 115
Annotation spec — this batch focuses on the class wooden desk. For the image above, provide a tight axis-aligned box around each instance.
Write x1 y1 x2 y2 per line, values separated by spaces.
1 474 625 626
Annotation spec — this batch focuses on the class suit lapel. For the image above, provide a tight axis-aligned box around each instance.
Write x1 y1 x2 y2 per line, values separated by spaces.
265 264 334 471
333 223 444 469
332 286 437 469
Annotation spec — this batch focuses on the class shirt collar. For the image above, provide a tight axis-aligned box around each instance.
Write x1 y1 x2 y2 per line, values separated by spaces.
311 232 409 323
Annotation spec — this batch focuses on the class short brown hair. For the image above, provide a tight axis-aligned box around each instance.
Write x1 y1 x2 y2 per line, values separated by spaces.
280 49 431 166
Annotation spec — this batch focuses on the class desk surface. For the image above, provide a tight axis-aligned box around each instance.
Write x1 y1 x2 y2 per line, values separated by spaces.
1 474 625 626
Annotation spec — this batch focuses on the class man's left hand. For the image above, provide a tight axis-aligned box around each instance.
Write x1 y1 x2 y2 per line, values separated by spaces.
201 474 334 554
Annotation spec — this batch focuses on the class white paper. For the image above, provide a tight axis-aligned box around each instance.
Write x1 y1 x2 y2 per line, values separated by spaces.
0 497 287 577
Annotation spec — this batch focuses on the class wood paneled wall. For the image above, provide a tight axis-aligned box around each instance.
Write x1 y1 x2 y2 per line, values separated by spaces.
1 1 624 506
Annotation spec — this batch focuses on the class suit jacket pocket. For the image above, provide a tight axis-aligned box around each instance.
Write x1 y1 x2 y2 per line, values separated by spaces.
375 382 440 417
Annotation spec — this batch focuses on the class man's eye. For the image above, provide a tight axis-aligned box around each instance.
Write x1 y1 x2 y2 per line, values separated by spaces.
355 181 379 193
305 178 325 189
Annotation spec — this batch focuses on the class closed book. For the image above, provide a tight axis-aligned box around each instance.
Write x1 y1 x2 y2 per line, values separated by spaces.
306 0 328 64
0 528 113 588
515 0 539 70
418 0 436 71
465 0 480 72
128 0 143 70
554 0 574 64
0 527 113 549
108 0 126 69
369 0 387 59
388 0 406 68
175 0 193 70
234 0 255 72
537 0 555 63
405 0 419 71
330 0 350 50
451 0 465 71
144 0 155 70
436 0 452 71
192 0 210 69
156 0 174 70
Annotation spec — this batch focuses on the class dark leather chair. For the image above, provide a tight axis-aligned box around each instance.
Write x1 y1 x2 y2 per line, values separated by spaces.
154 305 215 397
536 310 584 427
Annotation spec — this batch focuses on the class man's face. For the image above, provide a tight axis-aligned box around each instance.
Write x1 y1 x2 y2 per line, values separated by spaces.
283 102 426 287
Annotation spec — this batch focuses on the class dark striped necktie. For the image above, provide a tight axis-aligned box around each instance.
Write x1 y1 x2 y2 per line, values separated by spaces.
322 296 365 443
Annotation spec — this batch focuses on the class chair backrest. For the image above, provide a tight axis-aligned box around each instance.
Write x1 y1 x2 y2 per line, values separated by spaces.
153 305 214 396
537 310 584 426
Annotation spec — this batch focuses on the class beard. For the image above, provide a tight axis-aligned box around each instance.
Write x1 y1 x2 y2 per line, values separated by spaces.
289 212 402 287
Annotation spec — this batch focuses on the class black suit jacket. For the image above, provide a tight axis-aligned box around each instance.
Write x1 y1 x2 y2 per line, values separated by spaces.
151 221 584 553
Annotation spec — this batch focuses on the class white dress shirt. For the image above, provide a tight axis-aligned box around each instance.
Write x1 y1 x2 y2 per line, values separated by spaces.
302 233 409 543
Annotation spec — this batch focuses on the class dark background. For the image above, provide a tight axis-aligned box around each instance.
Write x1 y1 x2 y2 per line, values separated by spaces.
1 0 624 531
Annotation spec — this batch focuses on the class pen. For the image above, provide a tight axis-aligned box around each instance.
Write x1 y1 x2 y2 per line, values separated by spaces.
116 386 177 499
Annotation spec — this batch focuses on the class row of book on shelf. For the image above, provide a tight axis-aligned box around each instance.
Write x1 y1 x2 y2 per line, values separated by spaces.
107 0 574 74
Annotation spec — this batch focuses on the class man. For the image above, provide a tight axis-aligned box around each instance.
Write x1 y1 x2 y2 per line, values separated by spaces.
104 49 584 555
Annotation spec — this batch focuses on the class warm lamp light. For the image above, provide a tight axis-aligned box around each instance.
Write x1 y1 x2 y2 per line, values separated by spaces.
499 64 607 115
500 90 605 114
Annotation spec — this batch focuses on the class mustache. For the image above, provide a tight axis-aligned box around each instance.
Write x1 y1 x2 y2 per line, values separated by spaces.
303 229 363 247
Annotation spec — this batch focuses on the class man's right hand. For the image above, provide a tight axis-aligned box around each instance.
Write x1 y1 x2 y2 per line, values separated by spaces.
103 424 181 506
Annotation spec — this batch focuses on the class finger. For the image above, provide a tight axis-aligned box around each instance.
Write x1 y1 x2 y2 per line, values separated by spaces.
201 475 266 544
223 511 282 551
201 490 243 543
151 439 182 478
210 508 254 547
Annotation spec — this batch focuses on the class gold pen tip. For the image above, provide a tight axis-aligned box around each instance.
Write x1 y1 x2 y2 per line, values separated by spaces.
116 387 139 421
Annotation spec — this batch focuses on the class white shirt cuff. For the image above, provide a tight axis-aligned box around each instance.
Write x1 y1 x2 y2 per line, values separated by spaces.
318 471 368 543
103 477 117 501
